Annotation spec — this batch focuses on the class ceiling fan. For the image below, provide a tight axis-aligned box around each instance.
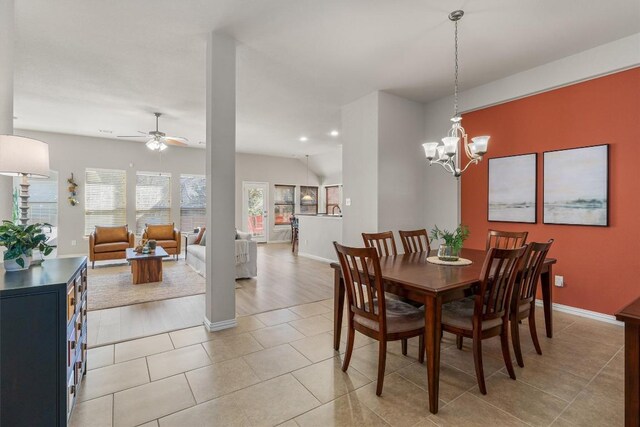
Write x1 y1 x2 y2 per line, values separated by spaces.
117 112 188 151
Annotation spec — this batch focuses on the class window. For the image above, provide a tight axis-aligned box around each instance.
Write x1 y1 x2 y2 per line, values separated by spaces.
300 186 318 215
85 168 127 235
180 174 206 232
136 172 171 234
274 185 295 225
325 185 342 214
15 171 58 236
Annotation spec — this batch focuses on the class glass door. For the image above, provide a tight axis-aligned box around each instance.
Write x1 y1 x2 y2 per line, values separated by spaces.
242 182 269 243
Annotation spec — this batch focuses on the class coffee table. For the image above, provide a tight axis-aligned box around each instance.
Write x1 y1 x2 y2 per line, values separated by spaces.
125 247 168 284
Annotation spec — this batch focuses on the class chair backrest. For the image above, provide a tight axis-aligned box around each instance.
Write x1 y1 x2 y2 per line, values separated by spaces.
475 246 527 323
514 240 554 307
486 229 528 250
333 242 386 331
399 229 431 254
362 231 398 257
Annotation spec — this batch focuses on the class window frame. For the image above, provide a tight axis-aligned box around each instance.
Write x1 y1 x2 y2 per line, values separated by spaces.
325 185 342 214
274 184 295 226
135 171 172 234
179 174 206 232
84 168 127 236
300 185 319 215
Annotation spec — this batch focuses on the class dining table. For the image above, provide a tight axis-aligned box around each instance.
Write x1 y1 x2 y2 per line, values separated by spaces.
330 248 557 414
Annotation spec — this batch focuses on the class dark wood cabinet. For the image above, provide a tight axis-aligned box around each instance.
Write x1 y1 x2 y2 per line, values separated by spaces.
616 297 640 427
1 257 88 427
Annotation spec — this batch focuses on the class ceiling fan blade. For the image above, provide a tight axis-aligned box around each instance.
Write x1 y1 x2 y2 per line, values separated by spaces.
137 130 148 135
163 137 188 147
117 135 148 138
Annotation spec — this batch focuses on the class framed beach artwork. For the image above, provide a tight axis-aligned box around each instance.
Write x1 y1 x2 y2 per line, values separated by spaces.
488 153 537 223
543 144 609 226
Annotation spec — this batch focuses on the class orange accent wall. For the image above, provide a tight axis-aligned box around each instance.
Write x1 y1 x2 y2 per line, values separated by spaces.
461 67 640 315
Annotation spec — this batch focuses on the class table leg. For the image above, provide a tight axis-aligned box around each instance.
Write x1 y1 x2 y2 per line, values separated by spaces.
333 268 345 351
540 264 553 338
425 295 442 414
624 322 640 426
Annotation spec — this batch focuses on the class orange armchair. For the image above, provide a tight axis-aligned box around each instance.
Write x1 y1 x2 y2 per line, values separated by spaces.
142 224 181 259
89 225 135 269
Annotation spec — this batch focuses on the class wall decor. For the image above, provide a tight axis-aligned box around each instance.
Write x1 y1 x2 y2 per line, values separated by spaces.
488 153 537 223
67 173 79 206
543 144 608 226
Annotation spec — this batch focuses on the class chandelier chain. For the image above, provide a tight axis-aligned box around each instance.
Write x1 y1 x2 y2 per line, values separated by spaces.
454 19 459 118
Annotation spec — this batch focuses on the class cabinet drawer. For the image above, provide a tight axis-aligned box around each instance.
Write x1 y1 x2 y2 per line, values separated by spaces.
67 369 76 418
66 285 76 322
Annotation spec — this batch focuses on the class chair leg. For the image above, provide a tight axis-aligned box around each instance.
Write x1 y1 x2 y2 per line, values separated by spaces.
501 326 517 380
376 339 387 396
511 314 524 368
456 335 463 350
528 310 543 355
418 334 425 364
342 325 356 372
92 261 95 269
472 334 487 395
401 338 408 356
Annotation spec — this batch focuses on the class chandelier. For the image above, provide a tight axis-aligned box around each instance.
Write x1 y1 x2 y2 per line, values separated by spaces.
422 10 489 178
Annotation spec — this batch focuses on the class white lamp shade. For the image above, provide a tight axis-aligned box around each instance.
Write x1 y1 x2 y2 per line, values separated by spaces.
441 137 459 156
470 136 490 154
0 135 50 178
422 142 439 160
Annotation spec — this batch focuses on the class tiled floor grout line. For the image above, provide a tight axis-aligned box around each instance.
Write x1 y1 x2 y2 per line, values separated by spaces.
547 346 624 426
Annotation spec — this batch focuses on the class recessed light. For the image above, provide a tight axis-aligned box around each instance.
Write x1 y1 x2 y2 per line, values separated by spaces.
299 136 308 142
330 130 339 137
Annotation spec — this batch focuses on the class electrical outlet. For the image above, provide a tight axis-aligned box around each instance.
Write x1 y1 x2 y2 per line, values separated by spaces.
345 198 351 206
554 275 564 287
71 240 77 246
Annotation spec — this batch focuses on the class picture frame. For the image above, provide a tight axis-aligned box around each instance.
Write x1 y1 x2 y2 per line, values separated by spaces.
543 144 609 226
488 153 537 223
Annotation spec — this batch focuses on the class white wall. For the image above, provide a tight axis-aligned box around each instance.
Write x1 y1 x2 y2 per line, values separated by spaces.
377 92 426 233
297 215 342 262
423 33 640 229
235 152 320 242
16 129 206 255
341 92 379 245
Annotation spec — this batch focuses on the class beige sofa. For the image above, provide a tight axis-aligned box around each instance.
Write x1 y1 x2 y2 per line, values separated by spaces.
185 230 257 279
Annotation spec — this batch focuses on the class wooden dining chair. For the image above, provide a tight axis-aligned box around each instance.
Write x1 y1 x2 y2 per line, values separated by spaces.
486 229 528 250
362 231 398 257
333 242 425 396
511 239 554 367
441 245 527 394
399 229 431 254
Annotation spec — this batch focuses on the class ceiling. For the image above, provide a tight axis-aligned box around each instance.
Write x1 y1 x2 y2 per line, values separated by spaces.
13 0 640 158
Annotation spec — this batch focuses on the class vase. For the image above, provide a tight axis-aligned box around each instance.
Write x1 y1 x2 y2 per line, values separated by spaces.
2 251 31 271
148 240 157 250
437 244 460 262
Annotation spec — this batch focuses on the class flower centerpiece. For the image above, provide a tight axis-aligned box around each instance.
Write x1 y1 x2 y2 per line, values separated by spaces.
429 224 469 262
0 220 56 271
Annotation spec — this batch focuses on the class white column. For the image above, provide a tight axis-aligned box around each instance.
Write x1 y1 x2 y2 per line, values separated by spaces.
0 0 15 221
204 32 236 331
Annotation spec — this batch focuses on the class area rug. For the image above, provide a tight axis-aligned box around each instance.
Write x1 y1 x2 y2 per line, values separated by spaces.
87 261 206 311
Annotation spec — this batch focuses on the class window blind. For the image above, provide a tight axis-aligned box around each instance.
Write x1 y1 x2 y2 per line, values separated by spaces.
325 185 342 214
300 186 318 215
85 168 127 235
136 172 171 234
180 175 206 232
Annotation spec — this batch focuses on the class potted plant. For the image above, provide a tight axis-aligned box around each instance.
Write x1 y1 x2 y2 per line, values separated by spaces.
0 220 56 271
430 224 470 261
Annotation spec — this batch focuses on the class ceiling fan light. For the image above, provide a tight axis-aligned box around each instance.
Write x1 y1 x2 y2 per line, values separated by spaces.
146 139 156 150
159 142 168 151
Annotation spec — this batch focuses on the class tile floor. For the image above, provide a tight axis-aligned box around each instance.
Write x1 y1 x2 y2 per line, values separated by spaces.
72 301 625 427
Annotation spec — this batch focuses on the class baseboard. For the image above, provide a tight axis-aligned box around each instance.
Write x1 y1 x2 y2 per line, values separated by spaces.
535 299 621 325
267 240 290 244
203 317 237 332
297 252 336 264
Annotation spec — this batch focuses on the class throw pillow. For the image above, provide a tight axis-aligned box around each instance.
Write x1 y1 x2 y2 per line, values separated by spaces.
199 230 207 246
194 227 206 245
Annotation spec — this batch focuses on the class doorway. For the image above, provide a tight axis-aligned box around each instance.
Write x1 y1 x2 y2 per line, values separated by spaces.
242 181 269 243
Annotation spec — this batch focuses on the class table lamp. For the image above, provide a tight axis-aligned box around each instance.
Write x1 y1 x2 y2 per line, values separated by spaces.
0 135 50 225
